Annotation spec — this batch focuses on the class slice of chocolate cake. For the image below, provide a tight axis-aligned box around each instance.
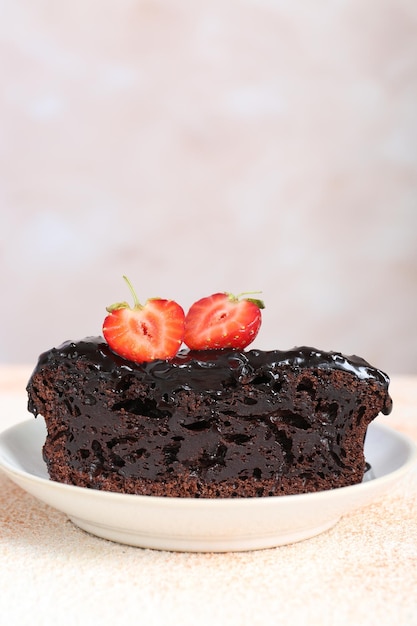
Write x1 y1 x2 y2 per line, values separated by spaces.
26 337 392 497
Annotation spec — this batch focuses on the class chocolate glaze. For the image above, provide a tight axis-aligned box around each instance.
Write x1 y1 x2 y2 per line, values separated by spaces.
29 336 392 415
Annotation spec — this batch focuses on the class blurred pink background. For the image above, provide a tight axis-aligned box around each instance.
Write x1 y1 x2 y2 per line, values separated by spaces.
1 1 416 373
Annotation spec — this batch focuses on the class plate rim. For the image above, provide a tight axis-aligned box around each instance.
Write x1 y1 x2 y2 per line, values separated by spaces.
1 418 416 551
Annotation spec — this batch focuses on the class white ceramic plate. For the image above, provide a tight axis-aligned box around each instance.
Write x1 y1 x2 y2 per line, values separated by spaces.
0 418 416 552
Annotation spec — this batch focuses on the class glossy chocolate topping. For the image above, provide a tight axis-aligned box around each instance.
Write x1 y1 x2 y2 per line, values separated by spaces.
30 336 392 415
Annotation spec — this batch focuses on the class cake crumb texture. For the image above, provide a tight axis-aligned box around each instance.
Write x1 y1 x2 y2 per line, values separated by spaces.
27 338 392 497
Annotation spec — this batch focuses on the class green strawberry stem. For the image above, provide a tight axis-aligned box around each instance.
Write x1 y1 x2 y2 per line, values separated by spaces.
123 275 141 308
228 291 265 310
106 276 143 312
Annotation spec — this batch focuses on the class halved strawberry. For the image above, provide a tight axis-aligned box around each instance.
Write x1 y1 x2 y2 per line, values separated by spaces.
184 292 264 351
102 276 185 363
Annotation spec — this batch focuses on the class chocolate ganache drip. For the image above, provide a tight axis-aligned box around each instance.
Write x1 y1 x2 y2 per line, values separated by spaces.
30 336 392 416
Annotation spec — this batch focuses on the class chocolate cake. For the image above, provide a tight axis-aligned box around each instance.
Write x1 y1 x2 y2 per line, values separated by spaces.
26 337 392 498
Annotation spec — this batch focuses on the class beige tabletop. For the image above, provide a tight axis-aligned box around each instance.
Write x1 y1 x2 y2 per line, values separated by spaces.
0 367 416 626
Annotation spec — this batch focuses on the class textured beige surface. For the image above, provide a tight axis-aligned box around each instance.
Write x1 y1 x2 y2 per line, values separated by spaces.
1 1 417 373
0 368 416 625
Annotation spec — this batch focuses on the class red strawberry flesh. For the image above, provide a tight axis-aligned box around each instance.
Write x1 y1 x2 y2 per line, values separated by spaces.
102 277 185 363
184 292 264 351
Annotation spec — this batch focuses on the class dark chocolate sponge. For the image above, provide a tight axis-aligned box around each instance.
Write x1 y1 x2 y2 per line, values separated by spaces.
27 337 392 497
